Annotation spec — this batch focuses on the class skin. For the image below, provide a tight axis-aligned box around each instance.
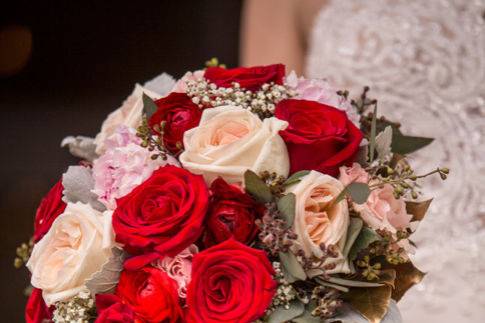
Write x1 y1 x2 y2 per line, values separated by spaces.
240 0 327 74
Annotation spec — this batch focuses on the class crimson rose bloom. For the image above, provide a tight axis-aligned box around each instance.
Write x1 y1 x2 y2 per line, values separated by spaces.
95 294 135 323
112 165 209 264
275 99 363 177
186 239 276 323
203 178 265 247
149 92 202 154
33 180 66 242
25 288 52 323
204 64 285 91
115 266 183 323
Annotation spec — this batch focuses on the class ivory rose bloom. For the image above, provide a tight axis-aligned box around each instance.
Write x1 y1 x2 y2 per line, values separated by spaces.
287 171 350 274
354 184 412 232
27 202 114 305
94 85 162 154
179 106 289 184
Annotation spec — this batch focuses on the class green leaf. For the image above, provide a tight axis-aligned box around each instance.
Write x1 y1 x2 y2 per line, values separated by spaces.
293 302 321 323
142 93 158 118
284 170 310 186
243 170 273 203
268 301 305 323
343 217 364 258
406 199 433 222
369 104 378 162
277 193 296 228
336 182 372 205
343 286 392 323
349 227 381 261
391 132 434 155
314 277 350 292
279 251 307 281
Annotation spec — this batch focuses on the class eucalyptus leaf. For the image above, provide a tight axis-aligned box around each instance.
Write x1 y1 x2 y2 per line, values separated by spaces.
142 92 158 118
314 277 350 292
279 251 307 281
284 170 310 186
343 217 363 258
349 227 381 261
243 170 273 203
277 193 296 228
336 182 372 205
268 301 305 323
324 276 384 288
406 199 433 222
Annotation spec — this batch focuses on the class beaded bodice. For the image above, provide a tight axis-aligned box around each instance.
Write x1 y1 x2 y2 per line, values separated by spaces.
306 1 485 322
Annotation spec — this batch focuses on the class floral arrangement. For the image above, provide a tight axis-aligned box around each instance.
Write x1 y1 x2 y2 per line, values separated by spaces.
17 59 448 323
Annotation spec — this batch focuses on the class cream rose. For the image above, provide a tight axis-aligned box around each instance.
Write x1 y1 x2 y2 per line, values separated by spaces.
27 202 114 305
287 170 350 274
179 106 290 184
94 84 162 155
354 184 412 233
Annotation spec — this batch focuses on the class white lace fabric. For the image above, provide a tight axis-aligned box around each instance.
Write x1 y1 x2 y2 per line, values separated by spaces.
306 1 485 322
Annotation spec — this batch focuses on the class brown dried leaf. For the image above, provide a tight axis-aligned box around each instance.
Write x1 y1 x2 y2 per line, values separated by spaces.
391 262 425 301
344 286 392 323
406 199 433 222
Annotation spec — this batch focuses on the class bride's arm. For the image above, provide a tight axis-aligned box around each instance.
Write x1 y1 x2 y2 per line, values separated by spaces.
240 0 326 74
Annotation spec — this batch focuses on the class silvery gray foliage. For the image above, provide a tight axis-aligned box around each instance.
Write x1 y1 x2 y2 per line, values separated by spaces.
328 301 402 323
86 247 125 296
375 126 393 160
143 72 176 97
62 165 105 212
61 135 98 162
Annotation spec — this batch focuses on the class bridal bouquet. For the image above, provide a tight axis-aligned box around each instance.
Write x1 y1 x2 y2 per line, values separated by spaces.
18 60 448 323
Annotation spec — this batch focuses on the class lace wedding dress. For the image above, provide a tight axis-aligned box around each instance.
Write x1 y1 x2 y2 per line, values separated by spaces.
306 1 485 322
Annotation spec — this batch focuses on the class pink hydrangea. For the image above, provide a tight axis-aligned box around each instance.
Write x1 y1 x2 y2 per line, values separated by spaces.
92 126 179 210
153 245 198 299
285 71 360 127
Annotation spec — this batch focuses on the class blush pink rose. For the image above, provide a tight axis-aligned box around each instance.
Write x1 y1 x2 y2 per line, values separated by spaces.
92 126 179 210
153 245 198 299
338 163 370 186
354 184 412 232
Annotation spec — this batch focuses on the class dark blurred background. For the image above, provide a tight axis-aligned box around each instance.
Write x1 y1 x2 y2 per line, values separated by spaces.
0 1 242 321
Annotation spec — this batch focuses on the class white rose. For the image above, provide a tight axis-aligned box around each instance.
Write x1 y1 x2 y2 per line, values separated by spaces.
287 170 350 274
94 84 162 155
27 202 114 305
179 106 290 184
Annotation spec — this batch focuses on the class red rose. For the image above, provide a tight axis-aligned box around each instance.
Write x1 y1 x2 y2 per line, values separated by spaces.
204 64 285 91
25 288 52 323
186 239 276 323
275 99 363 177
203 178 265 247
95 294 135 323
116 266 183 323
112 165 209 264
149 92 202 154
33 180 66 242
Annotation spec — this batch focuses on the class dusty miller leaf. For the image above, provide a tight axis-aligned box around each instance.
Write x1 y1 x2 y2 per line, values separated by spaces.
61 136 98 161
277 193 296 228
62 166 106 212
375 126 393 160
86 247 125 295
279 251 307 282
369 104 378 162
244 170 273 203
268 301 305 323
